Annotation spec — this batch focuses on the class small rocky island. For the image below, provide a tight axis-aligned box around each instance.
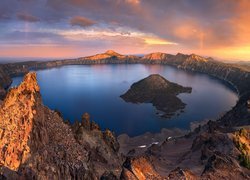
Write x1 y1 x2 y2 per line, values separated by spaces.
120 74 192 118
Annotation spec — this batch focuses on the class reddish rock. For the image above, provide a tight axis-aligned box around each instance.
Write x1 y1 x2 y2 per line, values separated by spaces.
121 156 163 180
168 167 197 180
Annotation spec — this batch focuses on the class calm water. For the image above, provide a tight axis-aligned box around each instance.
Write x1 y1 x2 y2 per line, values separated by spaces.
11 64 238 136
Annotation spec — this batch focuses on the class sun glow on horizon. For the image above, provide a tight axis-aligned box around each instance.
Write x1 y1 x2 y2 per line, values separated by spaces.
0 0 250 61
144 37 178 45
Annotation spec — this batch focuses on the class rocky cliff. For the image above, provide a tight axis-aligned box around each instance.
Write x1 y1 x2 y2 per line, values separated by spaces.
142 52 172 60
0 72 123 179
0 72 40 171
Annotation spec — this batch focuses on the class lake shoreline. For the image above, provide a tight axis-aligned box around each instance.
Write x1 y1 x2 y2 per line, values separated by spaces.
9 64 238 137
1 51 249 137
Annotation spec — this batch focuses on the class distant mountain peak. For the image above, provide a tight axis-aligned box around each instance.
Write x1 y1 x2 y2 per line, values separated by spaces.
188 53 208 62
105 50 121 56
142 52 168 60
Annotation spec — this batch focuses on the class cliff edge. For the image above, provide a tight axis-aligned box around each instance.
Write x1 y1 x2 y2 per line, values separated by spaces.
0 72 123 179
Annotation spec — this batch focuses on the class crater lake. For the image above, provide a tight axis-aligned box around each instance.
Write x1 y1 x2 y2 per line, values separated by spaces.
10 64 238 136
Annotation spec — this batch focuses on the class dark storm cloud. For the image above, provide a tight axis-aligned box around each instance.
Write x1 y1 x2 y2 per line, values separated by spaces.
0 30 66 45
43 0 242 48
17 12 39 22
70 16 96 28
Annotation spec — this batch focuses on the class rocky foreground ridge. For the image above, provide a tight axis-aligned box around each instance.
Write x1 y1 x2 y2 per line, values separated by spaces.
120 74 192 118
0 73 123 179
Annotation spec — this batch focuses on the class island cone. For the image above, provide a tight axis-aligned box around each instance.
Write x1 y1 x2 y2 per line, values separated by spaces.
121 74 192 118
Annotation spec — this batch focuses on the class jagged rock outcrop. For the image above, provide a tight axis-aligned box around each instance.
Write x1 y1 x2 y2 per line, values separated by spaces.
120 156 163 180
135 125 250 179
201 152 246 179
0 72 123 179
83 50 138 62
167 167 197 180
121 74 192 118
84 50 124 60
0 72 40 171
142 52 170 60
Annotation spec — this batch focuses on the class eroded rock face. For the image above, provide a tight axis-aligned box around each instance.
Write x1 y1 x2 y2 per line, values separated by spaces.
120 74 192 118
121 156 163 180
0 72 40 171
0 72 123 179
168 167 197 180
202 152 244 179
84 50 126 61
142 52 169 60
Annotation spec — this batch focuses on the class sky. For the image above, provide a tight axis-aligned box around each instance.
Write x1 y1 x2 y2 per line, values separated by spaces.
0 0 250 61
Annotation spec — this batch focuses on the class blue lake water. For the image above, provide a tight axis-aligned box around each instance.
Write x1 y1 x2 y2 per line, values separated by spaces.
11 64 238 136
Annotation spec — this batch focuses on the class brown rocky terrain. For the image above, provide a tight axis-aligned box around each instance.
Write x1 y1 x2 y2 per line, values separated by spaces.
0 51 250 179
120 74 192 118
0 72 123 179
82 50 139 62
84 50 126 60
142 52 172 61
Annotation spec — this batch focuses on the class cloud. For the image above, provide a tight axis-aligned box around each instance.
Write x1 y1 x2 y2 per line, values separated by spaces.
70 16 96 28
0 30 66 45
125 0 140 5
144 37 177 45
16 12 39 22
0 13 10 20
0 0 250 60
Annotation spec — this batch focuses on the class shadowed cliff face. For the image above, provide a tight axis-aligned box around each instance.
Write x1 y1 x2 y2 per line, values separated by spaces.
0 66 12 99
0 67 12 89
0 72 123 179
121 156 163 180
